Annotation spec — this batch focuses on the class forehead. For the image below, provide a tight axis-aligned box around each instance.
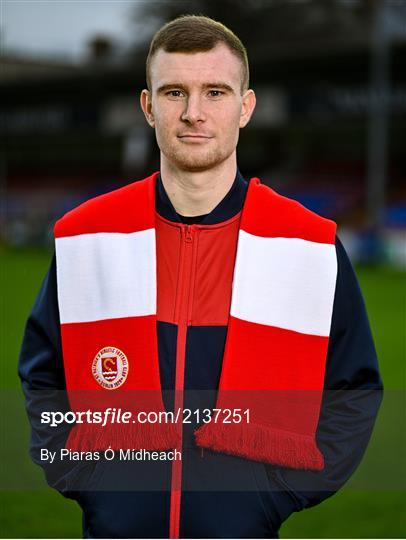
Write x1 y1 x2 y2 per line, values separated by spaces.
149 43 242 89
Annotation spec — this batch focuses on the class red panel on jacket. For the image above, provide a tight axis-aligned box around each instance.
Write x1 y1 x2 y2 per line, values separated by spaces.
155 212 241 326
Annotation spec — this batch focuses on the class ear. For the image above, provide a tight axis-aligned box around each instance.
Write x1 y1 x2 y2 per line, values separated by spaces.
239 89 256 128
140 89 155 127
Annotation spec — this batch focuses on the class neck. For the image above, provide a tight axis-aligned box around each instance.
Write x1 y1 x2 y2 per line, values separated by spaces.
160 155 237 217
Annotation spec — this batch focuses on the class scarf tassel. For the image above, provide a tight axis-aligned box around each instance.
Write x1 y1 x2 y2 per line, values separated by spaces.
194 421 324 471
65 421 180 452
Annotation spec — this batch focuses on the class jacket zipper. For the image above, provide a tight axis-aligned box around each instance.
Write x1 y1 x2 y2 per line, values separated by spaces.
169 224 196 539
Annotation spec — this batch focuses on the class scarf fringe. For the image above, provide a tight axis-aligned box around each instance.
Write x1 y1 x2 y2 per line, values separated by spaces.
194 421 324 471
65 421 180 452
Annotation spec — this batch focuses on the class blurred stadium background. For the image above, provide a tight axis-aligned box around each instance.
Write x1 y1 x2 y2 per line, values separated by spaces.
1 0 405 538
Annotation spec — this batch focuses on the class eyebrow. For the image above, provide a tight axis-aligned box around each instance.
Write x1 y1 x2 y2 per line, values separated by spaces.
156 82 235 94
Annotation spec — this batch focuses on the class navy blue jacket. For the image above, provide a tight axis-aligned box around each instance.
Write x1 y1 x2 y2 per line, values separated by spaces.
19 171 383 538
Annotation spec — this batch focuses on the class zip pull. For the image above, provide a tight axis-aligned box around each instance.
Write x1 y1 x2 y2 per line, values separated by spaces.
200 447 204 458
184 225 193 243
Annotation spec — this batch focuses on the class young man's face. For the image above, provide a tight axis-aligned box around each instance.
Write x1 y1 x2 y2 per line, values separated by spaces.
141 43 256 173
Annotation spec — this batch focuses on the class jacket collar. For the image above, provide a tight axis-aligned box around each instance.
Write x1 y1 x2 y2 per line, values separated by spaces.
156 169 248 225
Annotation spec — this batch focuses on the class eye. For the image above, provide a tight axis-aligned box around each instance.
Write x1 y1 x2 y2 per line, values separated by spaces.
166 90 184 98
208 90 224 98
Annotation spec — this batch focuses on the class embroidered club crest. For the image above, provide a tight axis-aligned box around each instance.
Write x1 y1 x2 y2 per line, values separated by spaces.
92 346 129 389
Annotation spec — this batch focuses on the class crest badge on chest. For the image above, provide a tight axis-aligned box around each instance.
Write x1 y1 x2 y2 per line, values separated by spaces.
92 346 129 389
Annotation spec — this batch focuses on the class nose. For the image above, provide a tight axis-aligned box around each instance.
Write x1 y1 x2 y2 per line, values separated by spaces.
181 94 206 124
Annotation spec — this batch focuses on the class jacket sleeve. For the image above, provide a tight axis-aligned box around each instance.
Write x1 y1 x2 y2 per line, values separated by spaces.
266 234 384 523
18 252 96 498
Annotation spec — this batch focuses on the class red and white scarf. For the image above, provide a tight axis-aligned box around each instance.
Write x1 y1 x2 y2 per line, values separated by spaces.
54 172 337 471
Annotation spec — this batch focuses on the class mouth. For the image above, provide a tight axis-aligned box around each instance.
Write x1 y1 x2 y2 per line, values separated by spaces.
178 134 213 142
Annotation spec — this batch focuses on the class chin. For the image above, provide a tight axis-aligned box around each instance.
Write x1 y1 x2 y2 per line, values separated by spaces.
166 149 229 172
176 159 224 172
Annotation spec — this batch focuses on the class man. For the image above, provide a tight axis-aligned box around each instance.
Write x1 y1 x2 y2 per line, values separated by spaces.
19 15 383 539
